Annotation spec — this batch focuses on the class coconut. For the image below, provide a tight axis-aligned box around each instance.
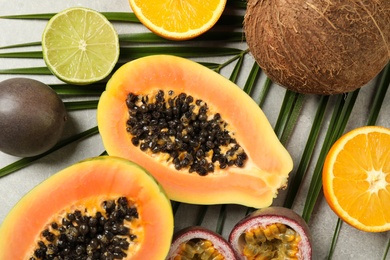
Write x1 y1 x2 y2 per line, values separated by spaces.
244 0 390 95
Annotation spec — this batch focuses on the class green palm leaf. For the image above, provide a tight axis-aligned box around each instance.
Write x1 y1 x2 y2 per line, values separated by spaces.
0 4 389 259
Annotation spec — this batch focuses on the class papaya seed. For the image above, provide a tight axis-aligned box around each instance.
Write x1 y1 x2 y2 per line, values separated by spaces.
30 197 139 260
125 90 248 176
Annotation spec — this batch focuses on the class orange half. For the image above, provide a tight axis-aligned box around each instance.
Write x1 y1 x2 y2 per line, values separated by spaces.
129 0 227 40
323 125 390 232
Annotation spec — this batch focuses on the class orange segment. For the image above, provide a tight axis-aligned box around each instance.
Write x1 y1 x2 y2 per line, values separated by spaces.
323 126 390 232
129 0 227 40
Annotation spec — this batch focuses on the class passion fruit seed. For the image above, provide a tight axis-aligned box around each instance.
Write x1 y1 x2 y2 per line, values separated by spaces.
168 226 237 260
242 223 301 260
174 239 225 260
125 90 247 176
229 207 312 260
30 197 139 260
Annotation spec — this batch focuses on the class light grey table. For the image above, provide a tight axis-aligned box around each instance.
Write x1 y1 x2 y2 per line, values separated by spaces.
0 1 389 259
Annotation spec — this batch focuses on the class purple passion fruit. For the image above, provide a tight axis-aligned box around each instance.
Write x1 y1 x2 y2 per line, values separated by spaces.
167 226 237 259
229 207 312 260
0 78 67 157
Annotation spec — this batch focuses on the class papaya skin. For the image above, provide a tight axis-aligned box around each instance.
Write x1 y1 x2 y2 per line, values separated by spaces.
97 55 293 208
0 156 174 260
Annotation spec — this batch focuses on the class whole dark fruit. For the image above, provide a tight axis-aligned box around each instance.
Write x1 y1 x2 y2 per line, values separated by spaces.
229 207 312 259
167 226 238 259
245 0 390 95
0 78 67 157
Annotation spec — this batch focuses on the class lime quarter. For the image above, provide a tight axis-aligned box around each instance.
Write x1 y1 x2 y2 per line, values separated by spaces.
42 7 120 85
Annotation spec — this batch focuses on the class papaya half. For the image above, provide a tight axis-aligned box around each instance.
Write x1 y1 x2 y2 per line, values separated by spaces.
97 55 293 208
0 156 174 260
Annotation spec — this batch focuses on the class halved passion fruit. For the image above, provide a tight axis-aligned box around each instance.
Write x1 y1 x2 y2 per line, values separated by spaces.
229 207 312 260
167 226 237 259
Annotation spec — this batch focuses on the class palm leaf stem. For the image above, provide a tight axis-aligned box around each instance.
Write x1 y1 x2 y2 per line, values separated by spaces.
327 218 343 259
228 51 245 82
120 46 244 59
274 90 300 140
283 95 329 209
214 49 249 73
0 12 244 27
0 41 41 50
50 83 106 96
0 67 51 75
101 12 139 22
0 51 42 58
382 240 390 260
366 62 390 126
0 62 220 76
302 89 360 222
0 12 139 21
257 77 272 108
0 32 245 50
243 62 260 96
64 100 99 111
0 46 243 59
0 126 99 178
279 94 304 145
0 48 238 77
301 94 345 220
216 205 227 234
120 31 245 43
198 62 221 70
196 206 210 226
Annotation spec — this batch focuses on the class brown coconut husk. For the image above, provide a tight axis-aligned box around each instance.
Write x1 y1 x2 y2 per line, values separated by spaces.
244 0 390 95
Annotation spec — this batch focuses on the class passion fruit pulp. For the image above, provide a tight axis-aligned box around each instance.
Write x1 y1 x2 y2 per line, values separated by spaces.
229 207 312 260
0 78 67 157
168 226 237 260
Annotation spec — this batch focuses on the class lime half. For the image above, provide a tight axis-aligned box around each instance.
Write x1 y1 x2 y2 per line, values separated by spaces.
42 7 120 85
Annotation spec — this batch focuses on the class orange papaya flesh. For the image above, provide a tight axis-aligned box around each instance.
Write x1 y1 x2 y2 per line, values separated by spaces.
97 55 293 208
0 156 174 260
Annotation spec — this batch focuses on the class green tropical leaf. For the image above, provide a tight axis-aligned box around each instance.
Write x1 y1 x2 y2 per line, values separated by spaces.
0 127 99 178
283 95 329 209
302 90 360 222
0 67 51 74
0 4 390 258
0 47 243 59
64 100 99 111
50 83 106 96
